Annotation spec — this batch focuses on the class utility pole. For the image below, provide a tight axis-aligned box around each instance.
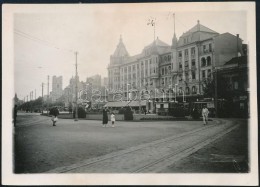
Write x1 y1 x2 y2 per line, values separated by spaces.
42 82 44 114
35 89 36 100
47 75 49 113
75 51 78 121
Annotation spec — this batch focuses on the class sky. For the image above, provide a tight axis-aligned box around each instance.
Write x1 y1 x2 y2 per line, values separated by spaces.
12 3 249 100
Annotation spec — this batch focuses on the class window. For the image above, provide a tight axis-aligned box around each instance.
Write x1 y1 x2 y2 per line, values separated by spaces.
161 78 164 85
185 49 188 56
179 74 182 82
208 69 211 78
185 61 189 67
191 47 195 55
202 70 206 78
209 43 212 52
162 68 164 75
179 87 182 95
201 58 206 67
168 55 171 61
203 45 206 52
137 64 139 69
207 56 211 66
164 56 167 62
179 62 182 69
185 73 189 81
192 59 196 66
165 67 168 75
234 81 238 90
192 86 196 94
178 51 182 58
186 87 190 95
192 71 196 80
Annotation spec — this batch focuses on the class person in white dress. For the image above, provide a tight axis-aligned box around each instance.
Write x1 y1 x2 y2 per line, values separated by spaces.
111 112 116 127
202 105 209 125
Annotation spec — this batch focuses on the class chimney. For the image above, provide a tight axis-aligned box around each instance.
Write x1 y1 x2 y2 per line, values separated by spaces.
236 34 240 57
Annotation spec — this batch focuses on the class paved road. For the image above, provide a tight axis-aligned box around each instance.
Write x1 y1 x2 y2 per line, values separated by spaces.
14 112 238 173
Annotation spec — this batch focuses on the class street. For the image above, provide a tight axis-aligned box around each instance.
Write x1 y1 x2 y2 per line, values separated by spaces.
14 112 248 173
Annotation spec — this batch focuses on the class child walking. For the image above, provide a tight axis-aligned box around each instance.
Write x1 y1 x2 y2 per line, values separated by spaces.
111 112 115 127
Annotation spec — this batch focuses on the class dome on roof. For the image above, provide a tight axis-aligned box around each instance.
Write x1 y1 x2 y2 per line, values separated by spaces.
113 35 129 57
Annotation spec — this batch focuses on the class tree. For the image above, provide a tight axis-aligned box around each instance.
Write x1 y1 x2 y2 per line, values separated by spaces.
202 75 230 99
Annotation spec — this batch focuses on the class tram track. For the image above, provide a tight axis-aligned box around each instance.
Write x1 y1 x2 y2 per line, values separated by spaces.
46 119 237 173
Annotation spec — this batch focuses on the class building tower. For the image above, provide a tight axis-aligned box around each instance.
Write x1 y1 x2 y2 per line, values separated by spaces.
108 35 129 91
51 76 63 102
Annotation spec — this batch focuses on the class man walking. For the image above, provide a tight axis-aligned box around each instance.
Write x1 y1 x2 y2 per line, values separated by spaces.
50 107 59 126
202 105 209 125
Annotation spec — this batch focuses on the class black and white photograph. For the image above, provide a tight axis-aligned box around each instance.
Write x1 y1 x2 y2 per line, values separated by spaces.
2 2 258 185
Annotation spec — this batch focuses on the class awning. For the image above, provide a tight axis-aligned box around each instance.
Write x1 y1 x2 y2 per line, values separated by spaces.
104 100 147 108
127 100 146 107
104 101 128 108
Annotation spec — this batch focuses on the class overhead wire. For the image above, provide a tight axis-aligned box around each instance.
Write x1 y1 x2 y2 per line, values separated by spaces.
14 28 74 54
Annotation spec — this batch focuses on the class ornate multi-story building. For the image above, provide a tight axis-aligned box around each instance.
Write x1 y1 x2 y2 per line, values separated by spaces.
107 20 245 113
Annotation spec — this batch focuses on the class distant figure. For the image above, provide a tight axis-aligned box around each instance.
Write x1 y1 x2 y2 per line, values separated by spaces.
202 105 209 125
102 107 108 127
111 112 115 127
192 106 200 119
50 107 59 126
13 105 17 127
144 108 147 115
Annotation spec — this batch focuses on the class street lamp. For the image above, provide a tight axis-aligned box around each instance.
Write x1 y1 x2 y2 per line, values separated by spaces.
127 83 130 102
174 84 178 102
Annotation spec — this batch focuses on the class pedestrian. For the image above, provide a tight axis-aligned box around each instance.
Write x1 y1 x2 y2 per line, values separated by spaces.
202 105 209 125
111 112 116 127
50 107 59 126
102 107 108 127
13 104 17 127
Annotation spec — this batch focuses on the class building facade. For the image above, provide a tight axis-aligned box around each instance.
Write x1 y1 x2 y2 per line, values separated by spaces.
50 76 63 102
107 20 245 113
86 74 102 90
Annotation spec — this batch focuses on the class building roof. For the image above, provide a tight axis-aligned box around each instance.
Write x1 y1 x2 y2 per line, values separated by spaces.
144 37 170 49
178 20 219 46
182 21 218 36
224 56 248 66
113 35 129 57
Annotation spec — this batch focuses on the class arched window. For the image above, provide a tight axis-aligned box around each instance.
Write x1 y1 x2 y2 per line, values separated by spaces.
192 86 197 94
179 87 182 95
186 87 190 95
207 56 211 66
201 58 206 67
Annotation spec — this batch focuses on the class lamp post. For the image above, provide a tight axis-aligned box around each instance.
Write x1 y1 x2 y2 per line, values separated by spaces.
174 84 178 102
127 83 130 102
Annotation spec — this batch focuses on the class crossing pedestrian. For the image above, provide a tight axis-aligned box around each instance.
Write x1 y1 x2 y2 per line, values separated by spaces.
111 112 116 127
50 107 59 126
102 107 108 127
202 105 209 125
